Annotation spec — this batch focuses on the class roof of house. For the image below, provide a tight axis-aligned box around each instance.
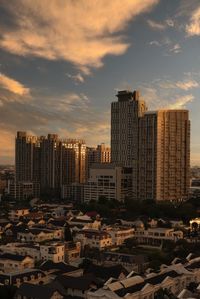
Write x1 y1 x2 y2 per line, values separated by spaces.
15 281 66 299
39 260 78 273
56 273 102 291
85 264 128 281
0 253 31 262
0 269 45 285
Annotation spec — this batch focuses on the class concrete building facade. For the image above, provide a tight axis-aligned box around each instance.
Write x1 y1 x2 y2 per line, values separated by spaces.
111 90 190 202
111 90 147 199
138 110 190 201
84 164 132 202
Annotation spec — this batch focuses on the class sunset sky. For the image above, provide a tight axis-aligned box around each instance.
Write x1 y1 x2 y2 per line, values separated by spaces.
0 0 200 164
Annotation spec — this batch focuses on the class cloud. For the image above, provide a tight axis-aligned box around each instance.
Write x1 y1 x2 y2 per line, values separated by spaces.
147 18 175 31
169 43 181 54
0 0 159 73
0 72 30 96
175 80 199 90
54 93 90 112
166 19 174 27
66 73 85 84
140 73 198 110
168 94 194 109
147 19 166 30
186 6 200 36
160 79 199 91
149 40 162 46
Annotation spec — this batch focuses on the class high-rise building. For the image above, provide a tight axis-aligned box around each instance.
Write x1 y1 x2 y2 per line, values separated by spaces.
138 110 190 201
85 144 111 181
40 134 61 193
96 143 111 163
111 90 147 166
61 139 86 184
15 132 86 197
111 90 147 199
111 90 190 202
15 131 38 182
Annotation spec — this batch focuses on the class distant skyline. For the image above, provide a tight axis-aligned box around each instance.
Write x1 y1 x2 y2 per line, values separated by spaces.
0 0 200 164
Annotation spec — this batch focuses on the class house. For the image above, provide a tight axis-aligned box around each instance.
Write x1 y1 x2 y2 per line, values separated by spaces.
135 227 183 247
75 229 112 250
56 273 102 298
0 269 46 287
40 242 65 263
17 227 63 242
105 226 135 246
84 263 128 282
101 252 149 273
39 260 83 277
14 281 66 299
0 253 34 273
9 208 30 221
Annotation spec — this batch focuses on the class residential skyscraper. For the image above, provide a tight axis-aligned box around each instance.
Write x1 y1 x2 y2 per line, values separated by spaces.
85 143 111 181
111 90 190 202
61 139 86 184
15 131 38 182
138 110 190 201
40 134 61 193
15 132 86 196
111 90 147 199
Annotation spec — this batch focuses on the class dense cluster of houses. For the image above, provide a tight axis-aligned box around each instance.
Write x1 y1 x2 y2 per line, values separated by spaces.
0 203 200 298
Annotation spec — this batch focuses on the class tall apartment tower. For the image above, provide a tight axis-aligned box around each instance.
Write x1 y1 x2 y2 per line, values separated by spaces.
40 134 61 193
85 144 111 181
61 139 86 184
111 90 147 198
96 143 111 163
15 131 38 182
138 110 190 201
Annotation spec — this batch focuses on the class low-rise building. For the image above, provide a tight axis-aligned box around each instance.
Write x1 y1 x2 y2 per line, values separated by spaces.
0 269 46 287
17 227 63 243
0 253 34 273
105 226 135 246
40 242 65 263
8 181 40 201
75 229 112 250
84 164 132 202
9 208 30 221
65 241 81 263
135 227 183 246
15 281 65 299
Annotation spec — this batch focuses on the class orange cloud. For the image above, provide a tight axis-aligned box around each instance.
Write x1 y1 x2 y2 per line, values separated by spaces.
0 0 159 73
186 6 200 36
0 73 30 96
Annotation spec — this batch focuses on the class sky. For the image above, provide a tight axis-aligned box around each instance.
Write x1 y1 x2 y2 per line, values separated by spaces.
0 0 200 165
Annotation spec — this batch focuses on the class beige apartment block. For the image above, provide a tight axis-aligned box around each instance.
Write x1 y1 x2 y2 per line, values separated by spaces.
138 110 190 201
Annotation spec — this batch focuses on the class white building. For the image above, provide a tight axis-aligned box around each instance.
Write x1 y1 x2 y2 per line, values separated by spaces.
105 226 135 246
17 227 63 243
40 242 65 263
135 227 183 247
75 229 112 250
84 164 132 202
